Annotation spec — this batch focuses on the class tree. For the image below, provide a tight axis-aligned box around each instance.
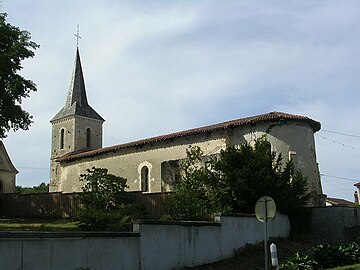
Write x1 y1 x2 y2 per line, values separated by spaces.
79 167 128 211
16 182 48 194
166 147 227 220
211 138 310 214
168 137 310 220
78 167 146 230
0 13 39 138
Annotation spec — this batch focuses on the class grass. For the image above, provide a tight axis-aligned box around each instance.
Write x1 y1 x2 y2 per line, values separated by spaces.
0 218 80 231
186 236 323 270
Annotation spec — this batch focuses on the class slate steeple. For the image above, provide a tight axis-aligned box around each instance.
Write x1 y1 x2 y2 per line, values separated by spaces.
51 48 104 122
50 47 104 161
49 36 105 192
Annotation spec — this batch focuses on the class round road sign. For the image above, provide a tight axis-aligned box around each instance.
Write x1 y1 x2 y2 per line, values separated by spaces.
255 196 276 223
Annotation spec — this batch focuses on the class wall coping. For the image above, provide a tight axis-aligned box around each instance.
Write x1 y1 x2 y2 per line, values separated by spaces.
134 219 220 227
0 231 140 239
309 206 360 209
218 213 255 218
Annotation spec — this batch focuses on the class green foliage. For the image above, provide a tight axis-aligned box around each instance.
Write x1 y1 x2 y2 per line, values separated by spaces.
281 241 360 270
168 137 310 220
211 137 309 214
77 167 146 230
16 182 48 194
79 167 128 211
0 13 39 138
281 252 318 270
166 147 228 220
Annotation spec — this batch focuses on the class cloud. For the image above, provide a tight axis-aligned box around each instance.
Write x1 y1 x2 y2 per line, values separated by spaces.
2 0 360 201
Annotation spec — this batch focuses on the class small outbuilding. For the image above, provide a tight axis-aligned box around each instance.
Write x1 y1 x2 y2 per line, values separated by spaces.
326 197 356 207
0 141 18 193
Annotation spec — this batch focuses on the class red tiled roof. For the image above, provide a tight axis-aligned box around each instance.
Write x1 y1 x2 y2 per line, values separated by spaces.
326 197 356 206
57 111 321 162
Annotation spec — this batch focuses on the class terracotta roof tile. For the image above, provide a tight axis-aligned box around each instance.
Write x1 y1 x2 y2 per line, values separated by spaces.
57 111 320 162
326 197 355 206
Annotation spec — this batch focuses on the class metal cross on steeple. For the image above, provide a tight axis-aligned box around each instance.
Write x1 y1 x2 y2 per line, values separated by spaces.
74 24 82 47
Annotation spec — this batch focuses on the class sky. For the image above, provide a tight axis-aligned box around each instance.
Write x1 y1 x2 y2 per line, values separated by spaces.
1 1 360 201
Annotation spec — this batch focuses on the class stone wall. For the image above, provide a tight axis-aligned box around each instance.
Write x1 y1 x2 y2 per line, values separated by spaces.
310 206 360 243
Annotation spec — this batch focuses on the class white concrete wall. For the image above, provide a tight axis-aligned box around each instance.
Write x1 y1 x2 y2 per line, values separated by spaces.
133 212 290 269
218 213 290 258
0 214 290 270
0 232 140 270
134 221 222 270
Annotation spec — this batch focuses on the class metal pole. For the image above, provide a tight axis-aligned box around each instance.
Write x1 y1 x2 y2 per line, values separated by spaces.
264 198 268 270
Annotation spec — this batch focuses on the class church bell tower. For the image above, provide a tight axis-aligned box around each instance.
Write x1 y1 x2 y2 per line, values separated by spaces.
49 48 104 192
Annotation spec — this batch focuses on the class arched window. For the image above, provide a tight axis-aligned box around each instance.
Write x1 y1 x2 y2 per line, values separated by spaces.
0 180 3 193
60 129 65 149
141 166 149 192
86 128 91 148
289 151 298 167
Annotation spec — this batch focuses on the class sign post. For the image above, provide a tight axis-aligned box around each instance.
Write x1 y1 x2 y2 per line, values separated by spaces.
255 196 276 270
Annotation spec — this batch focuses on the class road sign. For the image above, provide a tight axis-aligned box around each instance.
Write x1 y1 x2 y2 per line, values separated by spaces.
255 196 276 223
255 196 276 270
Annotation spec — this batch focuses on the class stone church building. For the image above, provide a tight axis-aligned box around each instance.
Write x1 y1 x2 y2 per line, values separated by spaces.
50 49 324 206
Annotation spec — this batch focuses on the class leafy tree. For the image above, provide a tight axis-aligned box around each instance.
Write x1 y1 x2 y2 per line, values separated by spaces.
78 167 146 230
168 137 310 220
79 167 128 211
16 182 48 194
167 147 227 220
212 137 309 214
0 13 39 138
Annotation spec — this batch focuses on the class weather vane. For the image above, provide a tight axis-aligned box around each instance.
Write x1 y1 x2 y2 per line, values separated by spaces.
74 24 82 47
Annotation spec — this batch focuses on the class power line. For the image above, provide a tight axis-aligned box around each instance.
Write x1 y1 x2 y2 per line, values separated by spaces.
17 166 49 170
321 129 360 138
322 178 355 192
320 173 359 183
315 134 360 151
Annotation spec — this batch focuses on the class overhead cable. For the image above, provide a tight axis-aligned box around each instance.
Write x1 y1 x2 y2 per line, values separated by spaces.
320 173 359 183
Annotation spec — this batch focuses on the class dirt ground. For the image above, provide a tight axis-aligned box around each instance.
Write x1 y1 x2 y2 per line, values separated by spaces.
184 236 322 270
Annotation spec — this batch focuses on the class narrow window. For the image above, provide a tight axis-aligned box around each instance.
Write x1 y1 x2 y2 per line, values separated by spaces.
86 128 91 148
141 166 149 192
60 129 65 149
0 180 3 193
289 151 298 167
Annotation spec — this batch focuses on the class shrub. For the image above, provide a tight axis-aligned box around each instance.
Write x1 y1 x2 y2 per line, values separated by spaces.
281 252 318 270
168 137 309 221
311 244 345 269
77 167 147 230
281 241 360 270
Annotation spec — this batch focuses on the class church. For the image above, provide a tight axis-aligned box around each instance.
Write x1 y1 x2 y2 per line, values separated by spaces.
49 48 325 206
